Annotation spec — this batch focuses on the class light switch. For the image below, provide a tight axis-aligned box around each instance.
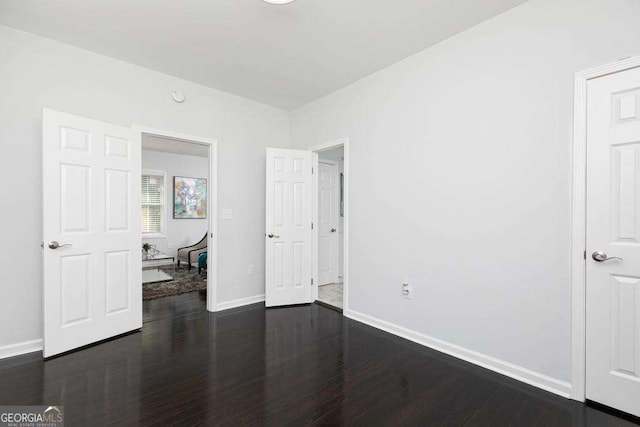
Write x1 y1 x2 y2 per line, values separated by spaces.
222 209 233 220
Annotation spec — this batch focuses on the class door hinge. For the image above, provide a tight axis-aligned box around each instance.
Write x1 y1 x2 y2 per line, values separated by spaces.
311 222 314 230
583 250 586 260
311 278 314 285
312 167 314 174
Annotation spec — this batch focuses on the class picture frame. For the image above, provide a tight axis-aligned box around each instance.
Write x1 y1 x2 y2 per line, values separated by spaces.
173 176 207 219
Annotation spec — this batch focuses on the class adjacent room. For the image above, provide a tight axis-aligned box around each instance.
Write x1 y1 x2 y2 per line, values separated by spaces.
140 134 210 301
1 0 640 425
315 145 345 310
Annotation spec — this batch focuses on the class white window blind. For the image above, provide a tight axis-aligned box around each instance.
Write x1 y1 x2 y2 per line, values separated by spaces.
141 172 164 235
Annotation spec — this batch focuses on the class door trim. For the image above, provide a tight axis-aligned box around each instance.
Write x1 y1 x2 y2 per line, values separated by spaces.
133 127 218 312
310 138 349 312
571 55 640 402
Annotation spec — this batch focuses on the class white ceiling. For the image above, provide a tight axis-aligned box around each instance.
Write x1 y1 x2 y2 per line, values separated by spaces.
142 134 209 158
0 0 527 110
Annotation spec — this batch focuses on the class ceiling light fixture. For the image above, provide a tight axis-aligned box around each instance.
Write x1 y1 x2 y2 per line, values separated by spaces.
262 0 297 4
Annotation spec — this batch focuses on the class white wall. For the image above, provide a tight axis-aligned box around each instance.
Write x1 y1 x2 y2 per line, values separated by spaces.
290 0 640 385
0 25 289 351
141 149 209 258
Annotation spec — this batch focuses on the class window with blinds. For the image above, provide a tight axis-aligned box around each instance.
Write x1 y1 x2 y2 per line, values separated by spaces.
141 172 164 235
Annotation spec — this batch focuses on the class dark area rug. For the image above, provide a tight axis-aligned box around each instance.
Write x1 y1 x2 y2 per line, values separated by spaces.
143 265 207 300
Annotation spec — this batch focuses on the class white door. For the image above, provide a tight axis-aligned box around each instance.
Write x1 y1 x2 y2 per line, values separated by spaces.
318 161 339 285
586 67 640 417
43 109 141 357
265 148 313 307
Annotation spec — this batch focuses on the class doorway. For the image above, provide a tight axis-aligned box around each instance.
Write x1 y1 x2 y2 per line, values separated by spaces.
263 139 349 311
572 58 640 417
140 134 212 306
136 128 218 313
312 139 348 312
314 147 344 310
41 112 218 358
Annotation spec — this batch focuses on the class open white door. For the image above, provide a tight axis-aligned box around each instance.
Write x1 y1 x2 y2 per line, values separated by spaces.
586 67 640 417
265 148 313 307
318 160 339 285
43 109 141 357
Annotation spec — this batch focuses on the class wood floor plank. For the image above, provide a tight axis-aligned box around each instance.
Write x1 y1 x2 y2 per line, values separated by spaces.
0 292 638 426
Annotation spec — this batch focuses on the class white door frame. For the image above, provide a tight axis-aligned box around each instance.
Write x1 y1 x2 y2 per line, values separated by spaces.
571 55 640 402
310 138 349 311
133 126 218 312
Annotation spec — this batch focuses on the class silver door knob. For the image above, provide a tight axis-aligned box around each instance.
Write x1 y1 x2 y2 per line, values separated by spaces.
48 241 72 249
267 234 280 239
592 251 623 262
330 228 337 233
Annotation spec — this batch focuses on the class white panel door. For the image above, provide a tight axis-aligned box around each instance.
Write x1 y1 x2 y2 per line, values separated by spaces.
586 67 640 417
318 161 339 285
265 148 312 307
43 109 141 357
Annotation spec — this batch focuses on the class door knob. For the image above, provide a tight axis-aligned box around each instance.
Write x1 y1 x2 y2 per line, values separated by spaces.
267 234 280 239
592 251 623 262
48 241 72 250
330 228 337 233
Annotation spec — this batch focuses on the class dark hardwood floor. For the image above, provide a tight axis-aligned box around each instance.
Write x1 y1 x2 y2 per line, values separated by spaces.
1 292 638 426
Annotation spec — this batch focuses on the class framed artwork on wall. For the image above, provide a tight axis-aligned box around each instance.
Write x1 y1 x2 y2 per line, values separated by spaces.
173 176 207 219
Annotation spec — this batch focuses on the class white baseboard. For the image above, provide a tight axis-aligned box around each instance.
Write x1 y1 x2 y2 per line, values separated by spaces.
216 294 265 312
345 309 572 398
0 339 43 360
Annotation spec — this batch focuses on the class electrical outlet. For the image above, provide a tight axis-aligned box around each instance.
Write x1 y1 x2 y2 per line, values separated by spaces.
222 208 233 220
402 282 412 299
248 264 255 275
167 242 173 249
